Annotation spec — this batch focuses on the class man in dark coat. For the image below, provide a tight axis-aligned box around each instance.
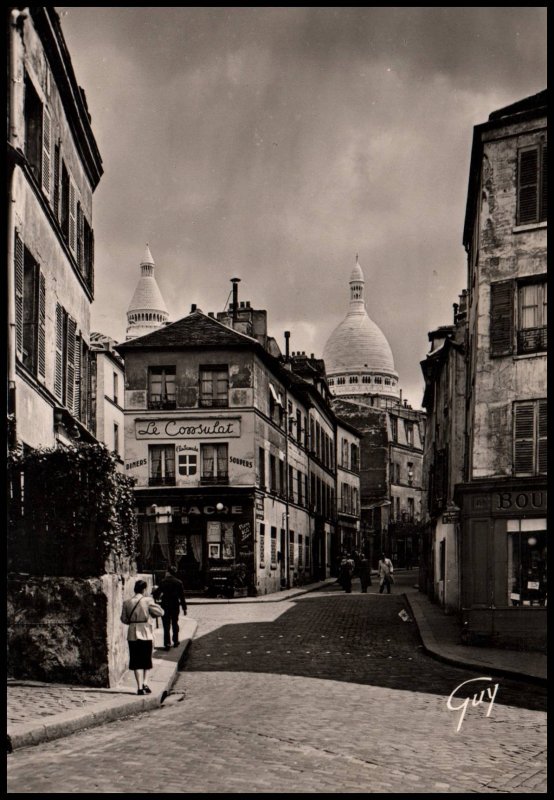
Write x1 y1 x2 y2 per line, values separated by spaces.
358 556 372 593
153 566 187 650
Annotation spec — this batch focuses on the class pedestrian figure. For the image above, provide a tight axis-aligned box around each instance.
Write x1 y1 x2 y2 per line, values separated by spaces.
153 565 187 650
378 553 394 594
358 555 372 592
121 579 164 695
339 555 355 593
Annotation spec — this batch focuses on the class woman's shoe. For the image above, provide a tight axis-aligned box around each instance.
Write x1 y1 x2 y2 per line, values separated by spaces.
142 685 152 694
137 688 145 695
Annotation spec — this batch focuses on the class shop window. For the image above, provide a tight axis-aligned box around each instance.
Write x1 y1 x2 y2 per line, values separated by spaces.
513 400 547 475
270 526 277 566
199 365 228 408
517 143 547 226
178 453 197 476
149 444 175 486
148 366 176 409
200 443 228 484
507 520 547 606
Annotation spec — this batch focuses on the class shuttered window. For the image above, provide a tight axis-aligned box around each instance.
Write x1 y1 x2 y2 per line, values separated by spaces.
66 316 77 411
517 279 547 354
68 179 77 254
490 280 514 357
514 400 547 476
53 143 60 220
54 303 64 401
14 232 24 357
37 272 46 380
73 334 82 418
518 143 547 225
41 106 52 200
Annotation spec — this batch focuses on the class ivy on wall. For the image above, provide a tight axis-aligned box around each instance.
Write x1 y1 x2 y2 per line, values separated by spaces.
8 444 138 576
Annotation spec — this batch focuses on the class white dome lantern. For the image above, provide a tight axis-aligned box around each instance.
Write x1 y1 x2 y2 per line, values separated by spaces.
322 256 399 400
126 244 169 340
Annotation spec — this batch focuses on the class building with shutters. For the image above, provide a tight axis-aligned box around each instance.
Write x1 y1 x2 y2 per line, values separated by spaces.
7 7 103 451
453 90 547 649
115 296 360 596
323 258 425 569
89 332 125 468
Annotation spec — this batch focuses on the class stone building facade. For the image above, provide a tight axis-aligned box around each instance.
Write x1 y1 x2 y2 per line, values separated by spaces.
7 7 103 451
457 90 547 650
116 301 360 596
90 332 125 468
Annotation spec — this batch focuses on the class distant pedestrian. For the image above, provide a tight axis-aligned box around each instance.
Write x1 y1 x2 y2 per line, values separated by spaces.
153 566 187 650
358 556 372 592
339 555 355 593
121 579 164 695
378 553 394 594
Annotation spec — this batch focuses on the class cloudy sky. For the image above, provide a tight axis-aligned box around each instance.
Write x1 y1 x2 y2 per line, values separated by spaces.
58 7 547 408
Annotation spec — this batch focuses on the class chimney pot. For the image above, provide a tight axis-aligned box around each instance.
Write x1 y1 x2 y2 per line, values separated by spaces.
191 304 197 312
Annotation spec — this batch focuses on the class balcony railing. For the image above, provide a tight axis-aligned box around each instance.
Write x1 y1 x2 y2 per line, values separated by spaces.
200 474 229 485
148 395 176 410
199 397 228 408
517 326 547 355
148 476 176 486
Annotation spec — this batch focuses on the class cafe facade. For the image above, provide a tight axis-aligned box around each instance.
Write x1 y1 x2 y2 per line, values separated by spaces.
116 305 357 596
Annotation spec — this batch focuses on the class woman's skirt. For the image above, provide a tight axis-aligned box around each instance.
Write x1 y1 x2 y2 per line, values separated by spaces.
128 639 153 670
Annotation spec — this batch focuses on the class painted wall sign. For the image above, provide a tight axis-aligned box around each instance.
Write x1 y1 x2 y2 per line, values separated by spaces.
135 418 241 440
230 456 253 468
255 497 264 520
442 512 460 524
493 490 547 514
179 505 244 516
126 458 148 470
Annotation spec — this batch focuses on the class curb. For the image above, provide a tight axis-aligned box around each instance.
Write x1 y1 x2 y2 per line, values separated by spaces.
186 578 336 605
7 627 196 754
403 593 547 687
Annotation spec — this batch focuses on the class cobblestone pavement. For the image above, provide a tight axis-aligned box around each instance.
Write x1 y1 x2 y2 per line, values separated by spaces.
7 582 547 793
7 683 132 726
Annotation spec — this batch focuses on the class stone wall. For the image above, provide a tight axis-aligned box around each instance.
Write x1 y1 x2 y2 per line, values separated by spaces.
7 573 153 687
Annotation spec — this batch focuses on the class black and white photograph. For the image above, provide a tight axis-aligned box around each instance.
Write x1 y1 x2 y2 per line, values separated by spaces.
7 6 546 793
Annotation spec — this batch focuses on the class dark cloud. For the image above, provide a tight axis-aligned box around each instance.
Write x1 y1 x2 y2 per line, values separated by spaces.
58 7 546 407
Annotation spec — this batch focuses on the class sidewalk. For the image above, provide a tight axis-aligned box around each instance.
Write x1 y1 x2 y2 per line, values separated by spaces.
7 577 546 753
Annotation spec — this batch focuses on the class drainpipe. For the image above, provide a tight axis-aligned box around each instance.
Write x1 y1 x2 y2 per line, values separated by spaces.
284 382 290 588
7 9 25 450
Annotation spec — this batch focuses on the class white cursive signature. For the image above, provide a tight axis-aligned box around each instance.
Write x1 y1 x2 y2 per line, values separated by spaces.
446 676 499 732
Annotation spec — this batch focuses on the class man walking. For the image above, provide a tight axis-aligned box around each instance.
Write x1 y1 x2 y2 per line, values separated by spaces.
358 555 372 593
153 566 187 649
378 553 394 594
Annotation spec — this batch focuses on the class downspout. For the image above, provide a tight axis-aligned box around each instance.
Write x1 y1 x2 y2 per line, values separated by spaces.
284 385 290 589
7 8 25 450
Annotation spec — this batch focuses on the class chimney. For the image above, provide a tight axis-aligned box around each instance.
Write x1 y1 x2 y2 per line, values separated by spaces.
453 302 459 322
284 331 290 360
191 303 197 312
231 278 241 325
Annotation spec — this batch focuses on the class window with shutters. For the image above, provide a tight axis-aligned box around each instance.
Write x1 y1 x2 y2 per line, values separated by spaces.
517 143 547 226
270 527 277 566
517 279 547 355
258 447 266 488
20 247 45 378
113 423 119 456
54 304 77 408
148 366 176 409
513 400 547 476
490 280 514 357
24 74 42 184
199 366 228 408
149 444 175 486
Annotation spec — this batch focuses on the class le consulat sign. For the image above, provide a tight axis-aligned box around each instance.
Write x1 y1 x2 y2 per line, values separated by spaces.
135 417 241 440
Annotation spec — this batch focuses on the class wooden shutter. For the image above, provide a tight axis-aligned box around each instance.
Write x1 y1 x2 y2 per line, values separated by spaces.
490 280 514 357
66 316 77 411
68 179 76 254
37 272 46 380
537 400 547 474
53 143 60 220
41 107 52 199
76 203 84 273
14 231 24 357
540 144 547 221
518 148 539 225
81 341 90 427
73 334 81 418
54 303 64 401
513 403 535 475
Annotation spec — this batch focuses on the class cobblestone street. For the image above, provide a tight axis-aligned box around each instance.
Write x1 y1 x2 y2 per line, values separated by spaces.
7 581 547 793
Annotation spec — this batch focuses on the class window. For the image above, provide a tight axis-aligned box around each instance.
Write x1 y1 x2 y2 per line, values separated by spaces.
296 409 302 443
113 423 119 455
289 530 295 567
404 421 414 447
362 376 371 384
258 447 266 488
178 454 197 476
15 239 46 381
517 280 547 354
351 444 359 471
349 376 358 383
353 487 359 516
148 366 176 409
508 520 546 606
149 444 175 486
297 470 303 505
24 74 43 187
513 400 547 476
200 366 228 408
288 465 294 501
337 377 345 385
113 372 119 405
298 534 303 567
341 438 349 468
288 401 294 435
278 459 285 497
270 526 277 565
269 454 277 492
390 416 398 442
517 143 547 226
407 497 415 522
200 443 228 484
374 376 382 385
55 303 78 411
384 378 391 385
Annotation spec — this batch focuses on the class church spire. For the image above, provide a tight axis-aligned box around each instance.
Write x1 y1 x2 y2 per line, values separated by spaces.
349 254 365 308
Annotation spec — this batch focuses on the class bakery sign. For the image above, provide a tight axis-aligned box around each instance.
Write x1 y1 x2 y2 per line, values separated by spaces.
135 417 241 440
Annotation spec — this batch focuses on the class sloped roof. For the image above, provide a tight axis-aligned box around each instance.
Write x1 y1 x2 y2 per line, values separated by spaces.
488 89 547 121
116 310 260 352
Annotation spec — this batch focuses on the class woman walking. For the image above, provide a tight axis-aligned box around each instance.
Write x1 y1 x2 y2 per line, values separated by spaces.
121 579 163 695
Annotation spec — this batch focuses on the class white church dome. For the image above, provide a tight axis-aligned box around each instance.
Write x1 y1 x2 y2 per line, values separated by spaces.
126 244 169 340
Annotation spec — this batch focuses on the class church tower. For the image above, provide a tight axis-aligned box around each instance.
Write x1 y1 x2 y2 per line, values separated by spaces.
126 244 169 340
